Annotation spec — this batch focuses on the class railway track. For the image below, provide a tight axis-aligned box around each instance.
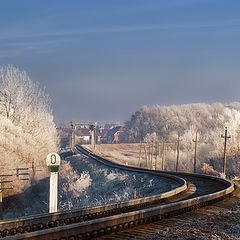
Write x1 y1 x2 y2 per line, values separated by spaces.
0 148 187 238
0 145 235 240
100 195 240 239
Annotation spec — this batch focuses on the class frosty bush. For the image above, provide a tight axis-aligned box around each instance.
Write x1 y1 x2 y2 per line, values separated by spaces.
201 163 218 176
56 155 178 212
60 160 92 207
0 65 58 193
106 172 127 181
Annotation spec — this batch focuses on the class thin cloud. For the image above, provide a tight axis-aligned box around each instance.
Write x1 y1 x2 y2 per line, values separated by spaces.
1 20 240 57
1 20 240 42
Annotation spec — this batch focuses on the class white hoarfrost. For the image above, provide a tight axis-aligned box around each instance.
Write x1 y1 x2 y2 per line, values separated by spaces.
106 172 127 181
0 65 58 194
60 161 92 198
57 154 179 211
3 154 179 218
126 103 240 176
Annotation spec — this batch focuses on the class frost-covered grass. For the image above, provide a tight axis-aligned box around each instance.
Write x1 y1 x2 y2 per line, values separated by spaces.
84 143 140 166
3 153 177 219
86 144 240 178
58 154 177 211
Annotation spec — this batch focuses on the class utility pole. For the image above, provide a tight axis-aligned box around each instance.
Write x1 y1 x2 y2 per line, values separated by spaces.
162 140 165 171
176 134 180 172
150 140 154 169
157 141 161 169
154 141 159 170
148 143 151 167
221 127 231 177
143 143 148 168
192 132 200 173
137 142 143 167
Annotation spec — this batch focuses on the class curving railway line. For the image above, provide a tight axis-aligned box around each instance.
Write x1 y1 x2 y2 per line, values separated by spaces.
0 145 235 240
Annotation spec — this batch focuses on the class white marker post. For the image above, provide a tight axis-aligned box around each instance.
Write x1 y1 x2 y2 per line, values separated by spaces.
46 153 61 213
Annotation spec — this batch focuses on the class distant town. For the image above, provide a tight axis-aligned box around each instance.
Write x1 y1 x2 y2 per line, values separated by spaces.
58 123 126 148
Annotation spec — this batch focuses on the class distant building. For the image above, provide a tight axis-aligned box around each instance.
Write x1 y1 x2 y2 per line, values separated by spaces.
75 123 91 129
75 128 91 143
57 122 126 147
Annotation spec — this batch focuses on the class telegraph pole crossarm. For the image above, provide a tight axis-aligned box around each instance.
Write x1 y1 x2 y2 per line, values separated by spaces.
221 127 231 177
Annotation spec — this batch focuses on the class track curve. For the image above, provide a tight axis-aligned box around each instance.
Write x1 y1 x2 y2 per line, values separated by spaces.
0 145 234 240
0 147 187 238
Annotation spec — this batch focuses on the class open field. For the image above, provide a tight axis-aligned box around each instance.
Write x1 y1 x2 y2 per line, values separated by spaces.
84 143 141 166
84 143 181 172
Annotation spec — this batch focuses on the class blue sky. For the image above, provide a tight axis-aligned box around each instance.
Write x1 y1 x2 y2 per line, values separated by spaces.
0 0 240 123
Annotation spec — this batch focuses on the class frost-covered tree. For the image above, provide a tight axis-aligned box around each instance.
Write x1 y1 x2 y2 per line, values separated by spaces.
143 132 158 143
0 65 58 193
125 103 240 176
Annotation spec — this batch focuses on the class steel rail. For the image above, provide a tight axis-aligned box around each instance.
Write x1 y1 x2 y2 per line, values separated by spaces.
1 145 234 240
0 148 187 238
